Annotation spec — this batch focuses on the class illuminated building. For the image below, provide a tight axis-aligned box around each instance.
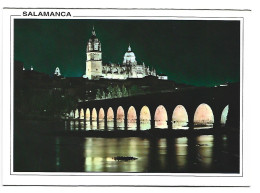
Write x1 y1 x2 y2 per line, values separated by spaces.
83 27 161 80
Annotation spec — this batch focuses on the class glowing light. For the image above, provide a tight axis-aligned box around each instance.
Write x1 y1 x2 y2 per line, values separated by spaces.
127 106 137 130
116 106 125 120
99 108 105 121
175 137 188 169
74 109 79 119
80 108 84 119
69 110 74 118
85 108 90 120
172 105 188 129
154 105 168 129
221 105 229 125
196 135 214 168
127 106 137 123
140 106 151 122
194 103 214 128
107 107 114 121
92 108 97 121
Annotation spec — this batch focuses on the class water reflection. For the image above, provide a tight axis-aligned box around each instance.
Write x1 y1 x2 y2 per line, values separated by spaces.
155 120 167 129
127 121 137 130
81 136 215 172
172 121 188 129
75 121 79 131
140 121 151 130
175 137 188 169
83 138 150 172
117 120 125 130
107 121 114 131
85 121 91 130
91 121 98 130
98 121 105 130
14 119 240 173
196 135 214 169
68 118 217 130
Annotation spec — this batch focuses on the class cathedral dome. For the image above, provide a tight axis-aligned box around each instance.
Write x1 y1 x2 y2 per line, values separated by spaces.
123 45 137 64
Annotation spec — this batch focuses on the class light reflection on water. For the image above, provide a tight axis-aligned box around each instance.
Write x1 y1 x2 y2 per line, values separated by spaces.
69 119 217 131
172 121 189 129
14 121 240 173
196 135 214 169
175 137 188 169
81 135 216 172
83 138 150 172
140 121 151 130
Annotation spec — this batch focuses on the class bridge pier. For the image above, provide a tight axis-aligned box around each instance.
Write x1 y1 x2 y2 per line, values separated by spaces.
104 116 108 131
167 120 172 130
151 120 155 130
188 122 194 130
114 117 117 131
90 116 92 126
124 118 128 131
137 117 140 131
213 122 221 130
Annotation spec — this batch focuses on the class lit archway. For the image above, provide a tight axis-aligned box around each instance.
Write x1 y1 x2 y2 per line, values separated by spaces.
140 106 151 122
107 107 114 121
85 108 90 120
127 106 137 122
117 106 125 120
74 109 79 119
116 106 125 130
172 105 188 129
154 105 168 129
99 108 105 121
221 105 229 126
107 107 114 130
69 110 74 118
140 106 151 130
92 108 97 121
194 103 214 129
80 108 84 119
127 106 137 130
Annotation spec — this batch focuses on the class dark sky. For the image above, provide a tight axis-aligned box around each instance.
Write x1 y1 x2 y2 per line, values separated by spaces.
14 19 240 86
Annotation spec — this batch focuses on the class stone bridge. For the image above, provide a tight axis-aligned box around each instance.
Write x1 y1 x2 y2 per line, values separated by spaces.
69 84 240 131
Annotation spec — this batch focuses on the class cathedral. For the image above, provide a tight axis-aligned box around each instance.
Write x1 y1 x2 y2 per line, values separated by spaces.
83 27 167 80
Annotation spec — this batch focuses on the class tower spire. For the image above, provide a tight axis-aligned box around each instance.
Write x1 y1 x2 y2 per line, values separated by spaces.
92 26 96 36
128 44 131 52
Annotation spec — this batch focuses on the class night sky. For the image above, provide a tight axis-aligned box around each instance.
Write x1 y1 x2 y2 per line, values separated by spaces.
14 19 240 87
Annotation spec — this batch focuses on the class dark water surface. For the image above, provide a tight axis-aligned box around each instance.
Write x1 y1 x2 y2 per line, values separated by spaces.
14 120 239 173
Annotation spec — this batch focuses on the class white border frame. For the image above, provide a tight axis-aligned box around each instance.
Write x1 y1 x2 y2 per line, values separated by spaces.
2 8 248 186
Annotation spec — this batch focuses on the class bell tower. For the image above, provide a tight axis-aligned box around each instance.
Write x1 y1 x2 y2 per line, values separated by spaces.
84 26 102 79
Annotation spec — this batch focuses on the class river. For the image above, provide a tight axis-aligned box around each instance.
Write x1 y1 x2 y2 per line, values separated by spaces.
13 120 240 173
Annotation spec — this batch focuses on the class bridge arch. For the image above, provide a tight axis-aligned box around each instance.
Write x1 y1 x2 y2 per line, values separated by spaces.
116 106 125 130
69 110 74 118
74 109 79 119
154 105 168 129
92 108 97 121
117 106 125 120
194 103 214 128
140 105 151 122
85 108 90 120
107 107 114 130
127 106 137 122
221 105 229 126
99 108 105 121
107 107 114 121
172 105 189 129
127 106 137 130
80 108 84 119
140 105 151 130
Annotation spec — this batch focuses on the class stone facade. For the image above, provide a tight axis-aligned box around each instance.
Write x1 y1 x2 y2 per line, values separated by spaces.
83 27 161 80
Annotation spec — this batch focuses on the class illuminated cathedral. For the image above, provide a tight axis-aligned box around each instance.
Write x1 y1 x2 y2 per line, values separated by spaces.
83 27 167 80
